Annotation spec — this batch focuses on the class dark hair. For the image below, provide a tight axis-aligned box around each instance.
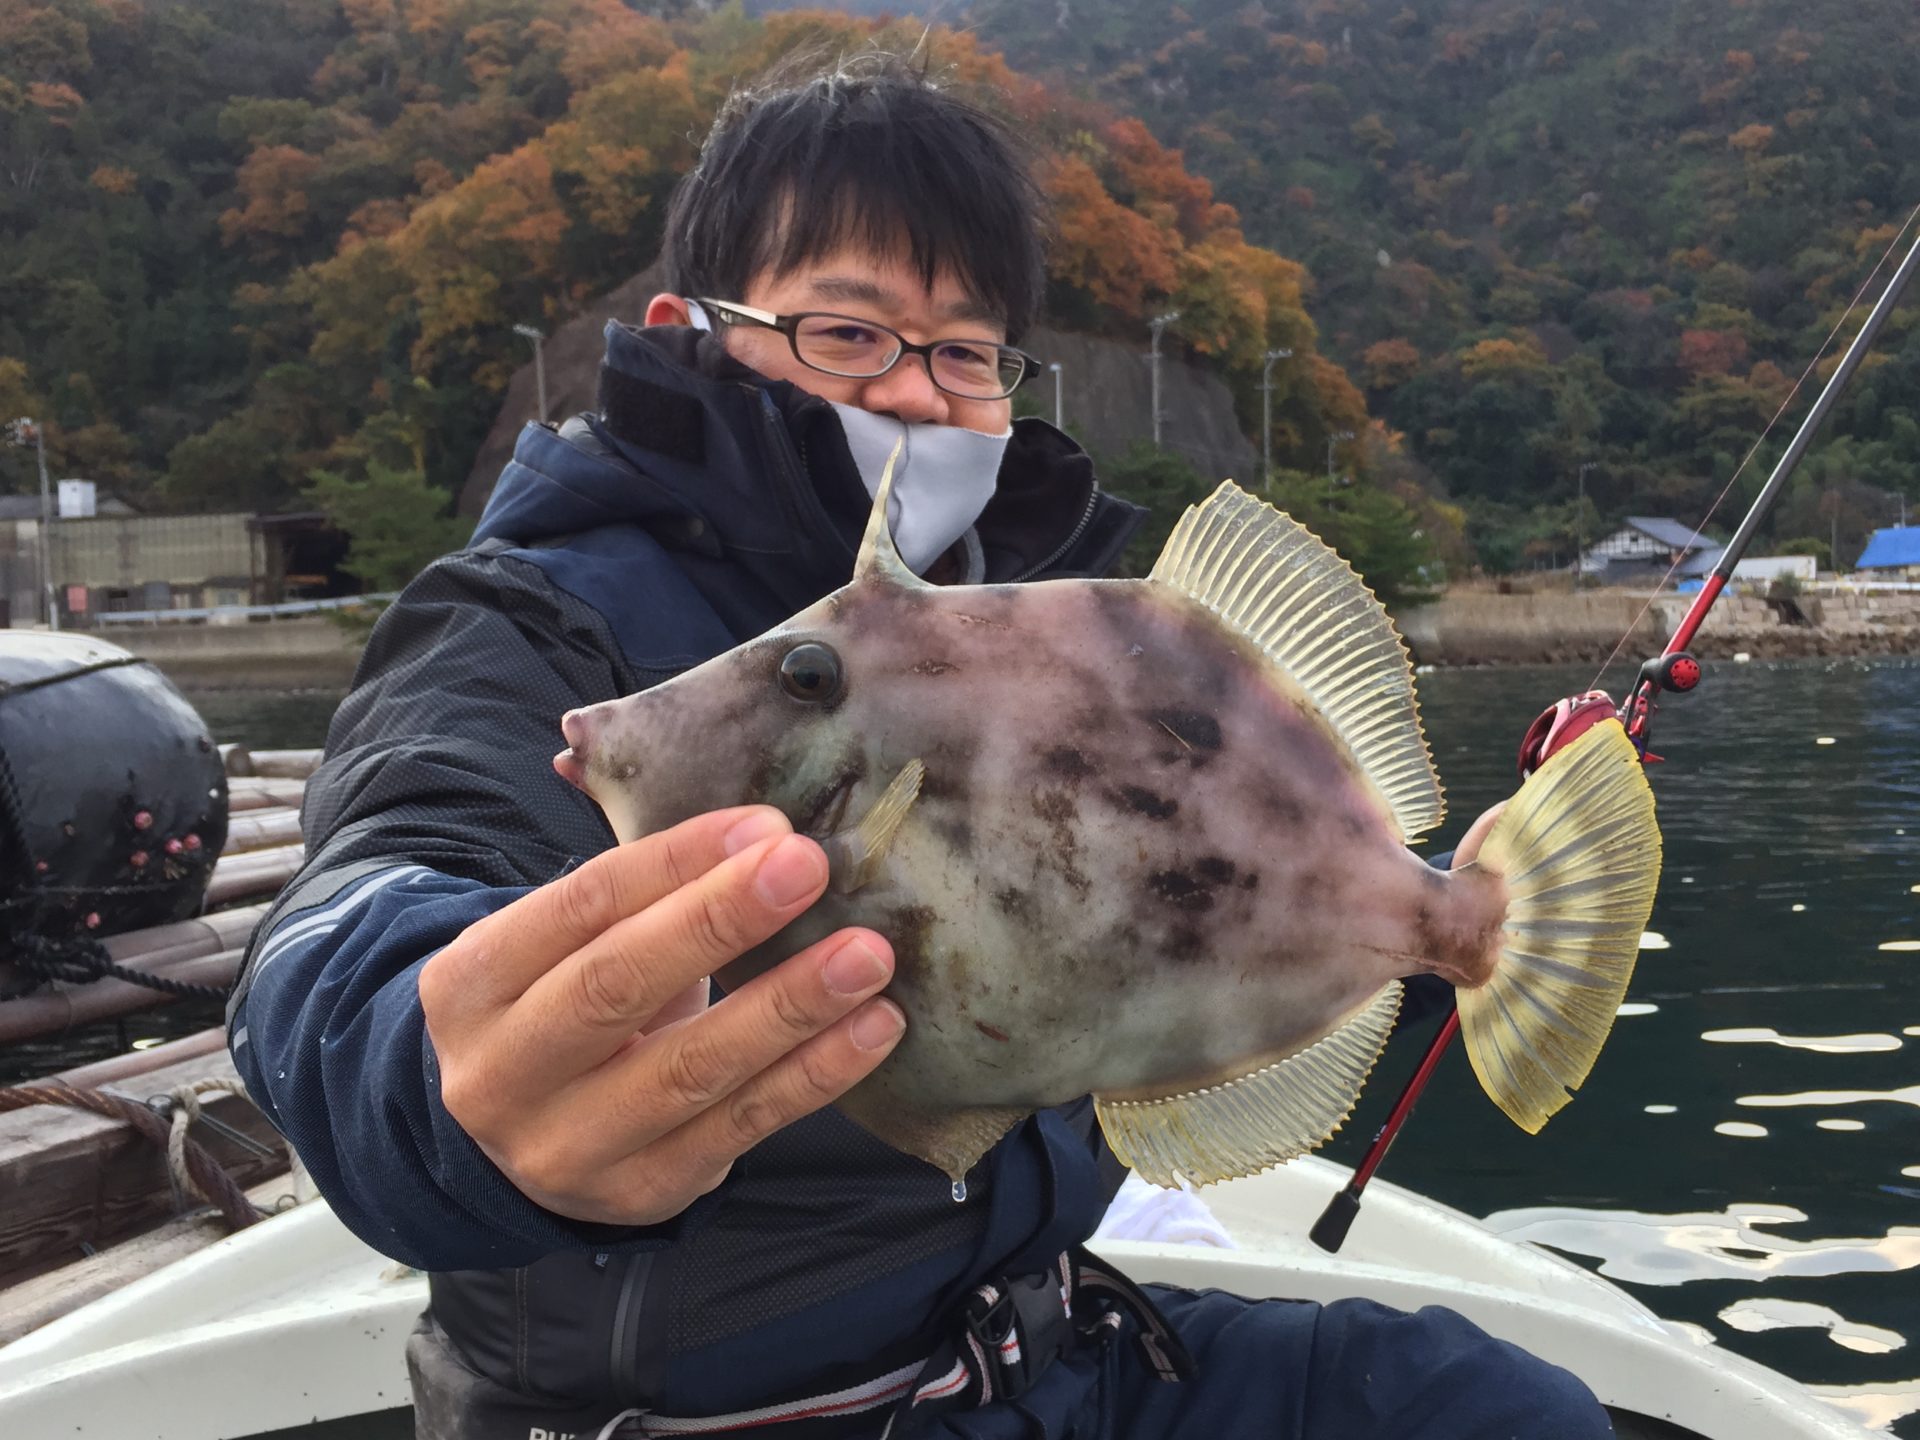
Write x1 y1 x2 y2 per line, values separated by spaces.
662 48 1049 342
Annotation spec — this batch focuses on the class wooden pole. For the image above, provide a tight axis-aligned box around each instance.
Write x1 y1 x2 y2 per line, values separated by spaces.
227 777 304 811
243 748 324 779
0 951 242 1044
101 904 267 969
52 1027 227 1089
203 844 303 907
221 808 302 855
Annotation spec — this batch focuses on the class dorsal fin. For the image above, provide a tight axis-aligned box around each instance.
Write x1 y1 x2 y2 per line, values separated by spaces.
1149 481 1444 841
853 439 926 588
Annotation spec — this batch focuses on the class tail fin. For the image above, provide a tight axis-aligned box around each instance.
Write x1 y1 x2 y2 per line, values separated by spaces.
1460 720 1661 1133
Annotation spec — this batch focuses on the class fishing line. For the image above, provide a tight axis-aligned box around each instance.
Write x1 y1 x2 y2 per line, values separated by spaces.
1586 199 1920 696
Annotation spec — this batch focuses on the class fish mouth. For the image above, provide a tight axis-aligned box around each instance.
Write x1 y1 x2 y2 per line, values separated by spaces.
555 708 593 791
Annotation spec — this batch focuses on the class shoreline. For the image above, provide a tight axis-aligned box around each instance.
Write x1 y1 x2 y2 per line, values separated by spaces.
21 593 1917 691
1394 588 1920 670
1403 625 1919 669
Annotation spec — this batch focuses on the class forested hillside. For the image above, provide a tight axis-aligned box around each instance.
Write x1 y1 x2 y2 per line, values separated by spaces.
960 0 1920 568
7 0 1918 577
0 0 1376 561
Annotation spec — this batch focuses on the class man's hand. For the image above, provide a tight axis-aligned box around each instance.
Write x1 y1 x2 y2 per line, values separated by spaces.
418 807 905 1226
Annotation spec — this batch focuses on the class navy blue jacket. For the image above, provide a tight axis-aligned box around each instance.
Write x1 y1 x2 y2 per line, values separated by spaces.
228 323 1148 1413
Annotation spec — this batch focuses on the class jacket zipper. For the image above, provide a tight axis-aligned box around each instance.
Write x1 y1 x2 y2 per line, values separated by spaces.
1013 485 1101 582
609 1252 652 1402
757 393 846 573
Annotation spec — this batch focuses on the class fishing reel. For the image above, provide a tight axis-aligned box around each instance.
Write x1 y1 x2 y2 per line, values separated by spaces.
1516 652 1701 777
1618 650 1702 761
1639 651 1702 696
1516 689 1618 780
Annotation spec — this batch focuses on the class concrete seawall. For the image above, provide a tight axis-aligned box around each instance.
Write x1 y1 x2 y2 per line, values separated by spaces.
104 616 363 689
1396 589 1920 666
87 592 1918 692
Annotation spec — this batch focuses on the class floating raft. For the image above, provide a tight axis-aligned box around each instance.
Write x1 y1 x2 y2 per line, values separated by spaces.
0 746 321 1045
0 741 322 1352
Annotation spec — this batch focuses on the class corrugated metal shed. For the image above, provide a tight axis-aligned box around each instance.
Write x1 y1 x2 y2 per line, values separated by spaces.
51 513 254 588
1857 526 1920 570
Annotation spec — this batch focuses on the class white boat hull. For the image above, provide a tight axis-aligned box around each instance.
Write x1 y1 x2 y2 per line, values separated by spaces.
0 1157 1871 1437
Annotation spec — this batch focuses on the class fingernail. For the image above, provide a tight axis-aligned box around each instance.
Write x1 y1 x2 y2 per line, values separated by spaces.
824 937 888 995
754 835 823 907
850 1000 906 1051
724 809 790 857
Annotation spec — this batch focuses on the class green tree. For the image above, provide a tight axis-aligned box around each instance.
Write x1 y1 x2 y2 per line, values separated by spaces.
304 462 473 592
1095 441 1216 576
1265 470 1444 608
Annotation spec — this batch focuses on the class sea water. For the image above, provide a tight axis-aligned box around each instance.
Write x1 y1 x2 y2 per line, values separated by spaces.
1326 656 1920 1435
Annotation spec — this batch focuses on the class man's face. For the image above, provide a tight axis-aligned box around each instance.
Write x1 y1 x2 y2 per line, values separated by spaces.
649 246 1016 434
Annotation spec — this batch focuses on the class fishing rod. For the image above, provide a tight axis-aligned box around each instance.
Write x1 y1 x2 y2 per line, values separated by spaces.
1310 217 1920 1255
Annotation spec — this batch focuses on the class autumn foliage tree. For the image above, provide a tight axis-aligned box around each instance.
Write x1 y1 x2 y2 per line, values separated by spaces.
0 0 1374 534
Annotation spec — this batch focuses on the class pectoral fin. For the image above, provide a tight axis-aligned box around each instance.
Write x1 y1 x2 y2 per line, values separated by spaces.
820 758 925 894
836 1083 1030 1181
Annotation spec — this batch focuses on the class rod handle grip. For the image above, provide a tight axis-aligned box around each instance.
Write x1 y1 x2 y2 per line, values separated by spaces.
1310 1184 1364 1253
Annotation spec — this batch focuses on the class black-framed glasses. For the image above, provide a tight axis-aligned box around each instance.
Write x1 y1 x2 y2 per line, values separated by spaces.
693 298 1041 401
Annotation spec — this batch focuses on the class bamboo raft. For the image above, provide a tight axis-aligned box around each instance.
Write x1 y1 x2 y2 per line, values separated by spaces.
0 747 323 1343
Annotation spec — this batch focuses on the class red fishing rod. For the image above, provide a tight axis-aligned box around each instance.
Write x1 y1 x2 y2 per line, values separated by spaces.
1311 215 1920 1254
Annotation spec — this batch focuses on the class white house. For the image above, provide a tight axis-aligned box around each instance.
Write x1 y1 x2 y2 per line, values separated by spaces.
1583 517 1722 580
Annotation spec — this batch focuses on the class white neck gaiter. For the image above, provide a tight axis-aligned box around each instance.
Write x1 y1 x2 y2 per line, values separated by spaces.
829 402 1011 574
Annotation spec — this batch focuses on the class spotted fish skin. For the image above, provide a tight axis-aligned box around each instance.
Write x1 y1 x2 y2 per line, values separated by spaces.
559 568 1506 1120
562 465 1661 1183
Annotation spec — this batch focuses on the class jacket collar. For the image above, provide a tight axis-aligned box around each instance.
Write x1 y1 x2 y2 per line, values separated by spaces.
484 322 1142 615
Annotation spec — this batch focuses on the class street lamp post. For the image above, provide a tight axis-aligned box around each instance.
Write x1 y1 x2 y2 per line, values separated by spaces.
1047 362 1063 430
1148 311 1180 448
1260 347 1293 488
1575 461 1596 590
8 417 56 629
512 323 548 423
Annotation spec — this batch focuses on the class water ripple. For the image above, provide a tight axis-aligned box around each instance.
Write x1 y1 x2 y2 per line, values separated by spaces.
1719 1297 1906 1355
1481 1203 1920 1286
1701 1027 1904 1054
1808 1377 1920 1432
1739 1087 1920 1111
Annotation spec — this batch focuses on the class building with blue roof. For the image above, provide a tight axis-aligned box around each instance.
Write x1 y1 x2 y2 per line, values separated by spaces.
1856 525 1920 579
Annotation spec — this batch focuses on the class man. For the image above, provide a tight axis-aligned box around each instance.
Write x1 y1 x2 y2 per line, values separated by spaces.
229 50 1612 1439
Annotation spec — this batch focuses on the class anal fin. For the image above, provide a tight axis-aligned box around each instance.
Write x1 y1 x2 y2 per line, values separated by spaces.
821 758 924 894
1095 981 1403 1187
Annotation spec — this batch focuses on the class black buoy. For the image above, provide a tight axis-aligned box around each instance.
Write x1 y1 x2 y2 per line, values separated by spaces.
0 633 228 990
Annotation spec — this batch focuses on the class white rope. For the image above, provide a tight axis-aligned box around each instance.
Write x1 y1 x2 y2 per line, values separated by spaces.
164 1076 261 1209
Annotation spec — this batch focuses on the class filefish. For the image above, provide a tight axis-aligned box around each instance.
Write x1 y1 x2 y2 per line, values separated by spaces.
556 465 1662 1187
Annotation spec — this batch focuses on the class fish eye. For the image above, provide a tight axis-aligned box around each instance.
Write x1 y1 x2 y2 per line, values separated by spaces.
778 642 843 704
